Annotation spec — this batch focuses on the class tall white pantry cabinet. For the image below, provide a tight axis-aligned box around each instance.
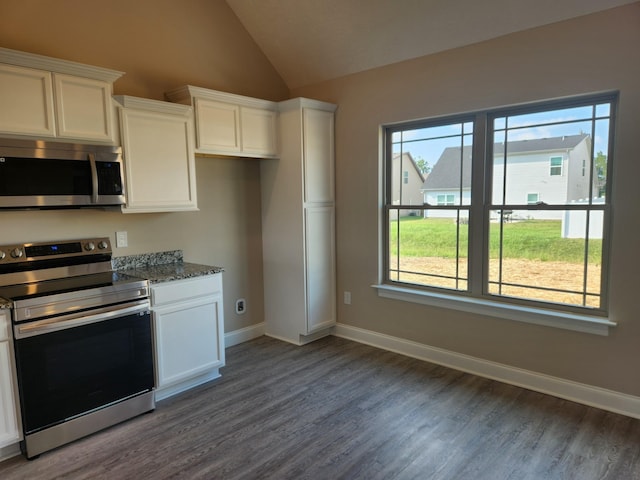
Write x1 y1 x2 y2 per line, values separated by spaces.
261 98 337 345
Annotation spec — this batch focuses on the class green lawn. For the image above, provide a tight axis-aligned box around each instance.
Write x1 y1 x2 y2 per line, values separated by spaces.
390 217 601 264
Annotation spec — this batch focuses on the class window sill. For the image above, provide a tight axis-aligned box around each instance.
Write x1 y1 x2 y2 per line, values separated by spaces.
372 284 615 336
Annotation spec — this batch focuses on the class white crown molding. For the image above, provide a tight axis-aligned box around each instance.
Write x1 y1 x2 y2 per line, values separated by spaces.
334 323 640 419
113 95 192 117
166 85 278 111
0 47 124 83
277 97 337 113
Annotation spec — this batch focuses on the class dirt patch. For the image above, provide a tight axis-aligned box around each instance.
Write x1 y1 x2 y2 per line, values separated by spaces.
394 257 601 307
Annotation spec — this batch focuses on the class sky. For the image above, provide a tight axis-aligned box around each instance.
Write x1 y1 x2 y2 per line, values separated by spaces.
392 102 611 171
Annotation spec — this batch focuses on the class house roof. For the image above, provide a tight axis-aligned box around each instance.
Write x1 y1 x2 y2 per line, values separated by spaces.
493 133 589 155
422 134 589 190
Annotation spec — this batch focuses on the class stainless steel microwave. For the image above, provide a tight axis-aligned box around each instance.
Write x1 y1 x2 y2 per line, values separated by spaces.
0 139 126 209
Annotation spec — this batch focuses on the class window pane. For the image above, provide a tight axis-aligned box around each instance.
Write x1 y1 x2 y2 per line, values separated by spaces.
527 193 539 204
505 105 594 129
491 105 610 206
390 152 426 205
595 103 610 117
388 211 468 291
593 119 610 200
397 123 463 142
549 156 563 176
392 121 473 208
422 138 472 207
488 210 602 308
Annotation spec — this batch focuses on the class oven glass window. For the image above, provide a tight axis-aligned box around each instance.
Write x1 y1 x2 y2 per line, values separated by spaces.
14 312 154 434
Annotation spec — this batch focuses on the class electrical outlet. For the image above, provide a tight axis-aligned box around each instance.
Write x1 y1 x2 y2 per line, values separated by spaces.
235 298 246 314
344 291 352 305
115 231 128 248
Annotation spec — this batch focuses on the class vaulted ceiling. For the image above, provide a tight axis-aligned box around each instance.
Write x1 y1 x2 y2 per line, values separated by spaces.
226 0 636 89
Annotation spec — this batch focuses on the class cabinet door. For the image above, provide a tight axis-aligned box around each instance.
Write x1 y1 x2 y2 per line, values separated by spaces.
120 108 197 212
153 295 224 388
54 74 114 142
304 206 336 333
303 108 335 204
0 64 55 137
194 98 241 153
241 107 277 157
0 313 20 448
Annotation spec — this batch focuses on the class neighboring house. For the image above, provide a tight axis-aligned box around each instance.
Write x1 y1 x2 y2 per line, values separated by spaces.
390 152 425 219
421 134 593 221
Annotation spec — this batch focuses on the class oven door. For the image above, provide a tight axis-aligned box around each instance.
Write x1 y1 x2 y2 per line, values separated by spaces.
13 301 154 435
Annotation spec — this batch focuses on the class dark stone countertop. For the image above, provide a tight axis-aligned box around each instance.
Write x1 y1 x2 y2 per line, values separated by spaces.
112 250 223 284
118 262 224 284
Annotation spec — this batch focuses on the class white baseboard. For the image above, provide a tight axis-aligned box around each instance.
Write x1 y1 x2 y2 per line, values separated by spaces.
155 370 221 402
0 442 20 462
225 322 265 347
334 323 640 419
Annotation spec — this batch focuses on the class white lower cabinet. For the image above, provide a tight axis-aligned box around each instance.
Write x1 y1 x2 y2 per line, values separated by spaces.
150 274 225 401
0 311 20 454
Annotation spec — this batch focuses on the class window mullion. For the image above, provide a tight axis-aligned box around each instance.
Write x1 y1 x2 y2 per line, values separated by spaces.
469 113 487 296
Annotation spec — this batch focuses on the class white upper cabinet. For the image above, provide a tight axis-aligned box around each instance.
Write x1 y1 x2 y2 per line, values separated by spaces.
241 106 278 156
0 64 55 137
302 107 335 204
166 85 278 158
53 74 115 142
0 48 123 144
194 98 241 153
114 95 198 213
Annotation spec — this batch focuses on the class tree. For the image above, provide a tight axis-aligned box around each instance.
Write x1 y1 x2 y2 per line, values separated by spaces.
594 151 607 197
414 157 431 175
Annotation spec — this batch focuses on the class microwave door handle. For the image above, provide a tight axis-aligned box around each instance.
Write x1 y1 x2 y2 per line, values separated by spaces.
88 153 99 203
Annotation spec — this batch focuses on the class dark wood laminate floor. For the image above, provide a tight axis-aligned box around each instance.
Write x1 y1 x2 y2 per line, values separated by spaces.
1 335 639 479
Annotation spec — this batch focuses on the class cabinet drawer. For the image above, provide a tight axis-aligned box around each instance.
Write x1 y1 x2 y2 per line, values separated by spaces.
151 274 221 307
0 312 8 342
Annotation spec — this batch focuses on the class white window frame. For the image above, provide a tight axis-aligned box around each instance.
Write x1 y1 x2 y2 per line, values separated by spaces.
436 194 455 206
527 192 540 205
378 93 617 335
549 156 563 176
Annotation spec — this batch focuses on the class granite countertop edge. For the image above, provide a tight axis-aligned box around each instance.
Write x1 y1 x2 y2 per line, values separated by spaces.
112 250 223 284
119 262 224 284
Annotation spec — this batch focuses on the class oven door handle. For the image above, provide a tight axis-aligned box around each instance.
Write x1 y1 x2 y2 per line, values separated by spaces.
14 300 150 339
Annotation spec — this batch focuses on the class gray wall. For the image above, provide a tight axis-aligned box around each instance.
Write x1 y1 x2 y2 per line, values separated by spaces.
292 3 640 397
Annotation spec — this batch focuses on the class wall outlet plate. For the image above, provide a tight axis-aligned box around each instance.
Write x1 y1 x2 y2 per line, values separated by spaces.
116 231 128 248
235 298 246 314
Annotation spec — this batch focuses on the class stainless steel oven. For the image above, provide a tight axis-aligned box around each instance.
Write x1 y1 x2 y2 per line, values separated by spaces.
0 237 154 459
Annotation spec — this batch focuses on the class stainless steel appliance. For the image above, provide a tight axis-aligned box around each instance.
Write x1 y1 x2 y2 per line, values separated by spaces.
0 139 126 209
0 237 154 459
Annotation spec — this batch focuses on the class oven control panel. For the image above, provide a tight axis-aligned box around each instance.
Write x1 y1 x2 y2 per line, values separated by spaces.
0 237 112 266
